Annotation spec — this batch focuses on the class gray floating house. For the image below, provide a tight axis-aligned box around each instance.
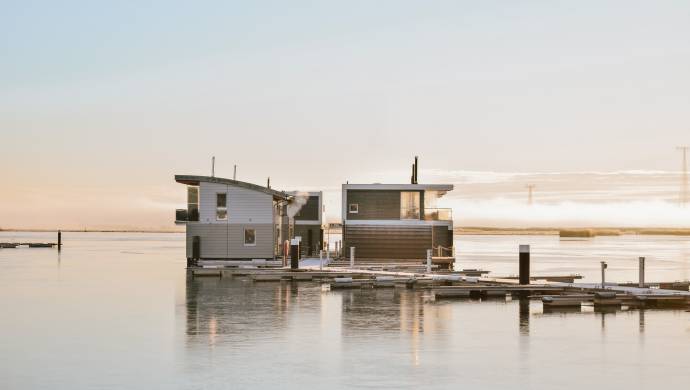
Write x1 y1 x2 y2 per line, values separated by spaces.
175 175 293 265
341 160 455 265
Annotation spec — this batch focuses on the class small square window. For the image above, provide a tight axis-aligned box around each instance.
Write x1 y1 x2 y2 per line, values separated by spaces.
244 228 256 246
349 203 358 213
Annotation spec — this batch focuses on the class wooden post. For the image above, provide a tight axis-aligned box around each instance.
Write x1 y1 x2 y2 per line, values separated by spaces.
319 250 323 271
350 247 355 268
601 261 607 289
57 230 62 252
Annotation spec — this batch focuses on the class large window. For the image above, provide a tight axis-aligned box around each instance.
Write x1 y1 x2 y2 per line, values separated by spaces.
187 186 199 221
400 191 420 220
216 193 227 220
244 228 256 246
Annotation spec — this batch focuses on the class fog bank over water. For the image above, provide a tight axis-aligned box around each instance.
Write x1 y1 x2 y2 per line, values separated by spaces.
1 169 688 230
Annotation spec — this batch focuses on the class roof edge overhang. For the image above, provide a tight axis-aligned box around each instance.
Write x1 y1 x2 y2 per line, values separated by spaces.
175 175 290 200
342 183 454 192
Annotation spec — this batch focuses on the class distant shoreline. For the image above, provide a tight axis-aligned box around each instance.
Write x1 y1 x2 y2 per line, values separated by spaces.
2 227 690 236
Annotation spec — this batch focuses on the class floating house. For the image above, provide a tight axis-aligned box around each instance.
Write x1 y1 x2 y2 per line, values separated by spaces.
289 191 323 257
341 159 455 266
175 175 292 265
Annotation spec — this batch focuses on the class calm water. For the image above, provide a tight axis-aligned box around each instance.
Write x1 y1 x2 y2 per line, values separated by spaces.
1 232 689 389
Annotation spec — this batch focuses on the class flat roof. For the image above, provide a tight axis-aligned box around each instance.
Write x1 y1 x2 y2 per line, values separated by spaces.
343 183 454 192
175 175 290 200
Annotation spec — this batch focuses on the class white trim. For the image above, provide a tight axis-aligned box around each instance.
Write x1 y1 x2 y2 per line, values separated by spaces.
343 183 453 191
295 220 322 225
348 203 359 214
345 219 453 227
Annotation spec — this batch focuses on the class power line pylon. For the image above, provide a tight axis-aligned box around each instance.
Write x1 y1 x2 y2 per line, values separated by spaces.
526 184 535 206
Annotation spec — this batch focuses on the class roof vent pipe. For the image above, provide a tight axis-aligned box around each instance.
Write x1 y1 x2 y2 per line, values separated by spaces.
211 156 215 177
233 165 237 180
414 156 418 184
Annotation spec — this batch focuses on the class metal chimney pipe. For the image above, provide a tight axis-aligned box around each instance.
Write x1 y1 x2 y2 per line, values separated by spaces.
414 156 418 184
211 156 215 177
233 165 237 180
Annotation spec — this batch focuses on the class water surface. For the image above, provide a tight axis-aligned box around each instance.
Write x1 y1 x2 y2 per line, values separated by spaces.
1 232 689 389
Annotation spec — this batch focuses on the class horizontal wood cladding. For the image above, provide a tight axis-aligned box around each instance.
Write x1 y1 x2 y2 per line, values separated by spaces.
347 190 401 220
432 225 453 248
186 223 274 259
294 196 320 221
343 225 432 259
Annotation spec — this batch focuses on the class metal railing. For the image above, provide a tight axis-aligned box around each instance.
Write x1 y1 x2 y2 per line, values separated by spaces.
424 208 452 221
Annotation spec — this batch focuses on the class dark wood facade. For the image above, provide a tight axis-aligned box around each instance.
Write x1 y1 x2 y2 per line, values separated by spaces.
294 196 320 221
346 190 426 220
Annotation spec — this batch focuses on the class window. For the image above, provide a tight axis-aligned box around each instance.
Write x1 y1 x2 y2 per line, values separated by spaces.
244 228 256 246
349 203 359 214
400 191 420 219
187 186 199 221
216 193 227 220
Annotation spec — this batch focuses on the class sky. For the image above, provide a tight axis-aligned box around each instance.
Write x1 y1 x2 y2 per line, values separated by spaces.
1 1 689 230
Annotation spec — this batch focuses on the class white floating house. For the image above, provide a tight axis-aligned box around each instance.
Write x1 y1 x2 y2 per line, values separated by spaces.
175 175 292 265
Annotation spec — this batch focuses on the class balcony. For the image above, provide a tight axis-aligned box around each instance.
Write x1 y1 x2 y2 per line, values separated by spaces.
176 208 199 224
424 208 452 221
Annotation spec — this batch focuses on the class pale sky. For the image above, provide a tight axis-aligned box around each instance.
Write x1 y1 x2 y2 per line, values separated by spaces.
2 1 689 229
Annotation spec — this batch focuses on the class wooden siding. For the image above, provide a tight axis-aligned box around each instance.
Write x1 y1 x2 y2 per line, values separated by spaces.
343 224 432 259
346 190 401 220
432 225 453 248
186 223 274 259
198 182 273 224
294 225 323 256
294 196 320 221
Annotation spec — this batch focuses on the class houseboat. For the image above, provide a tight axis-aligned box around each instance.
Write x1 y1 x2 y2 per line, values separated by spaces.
341 159 455 268
289 191 323 257
175 175 293 266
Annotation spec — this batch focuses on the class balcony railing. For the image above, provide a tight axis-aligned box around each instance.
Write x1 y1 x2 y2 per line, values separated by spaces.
424 208 452 221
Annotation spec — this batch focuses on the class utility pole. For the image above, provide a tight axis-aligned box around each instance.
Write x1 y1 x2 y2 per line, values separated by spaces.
678 146 689 206
526 184 535 206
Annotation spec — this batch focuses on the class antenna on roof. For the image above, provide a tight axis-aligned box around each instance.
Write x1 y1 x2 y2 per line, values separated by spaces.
211 156 215 177
267 177 271 189
411 156 419 184
233 165 237 180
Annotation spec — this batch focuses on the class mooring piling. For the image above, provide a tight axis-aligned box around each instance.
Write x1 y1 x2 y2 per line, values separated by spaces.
601 261 608 288
350 247 355 268
519 245 530 285
639 257 645 288
57 230 62 252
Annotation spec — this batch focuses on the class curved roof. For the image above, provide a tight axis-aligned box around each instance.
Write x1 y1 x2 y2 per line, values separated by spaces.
175 175 290 200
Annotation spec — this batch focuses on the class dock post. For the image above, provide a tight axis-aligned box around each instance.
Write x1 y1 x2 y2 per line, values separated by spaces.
319 250 324 271
519 245 530 285
426 249 432 273
290 240 299 269
600 261 607 289
350 247 355 268
57 230 62 252
638 257 645 288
